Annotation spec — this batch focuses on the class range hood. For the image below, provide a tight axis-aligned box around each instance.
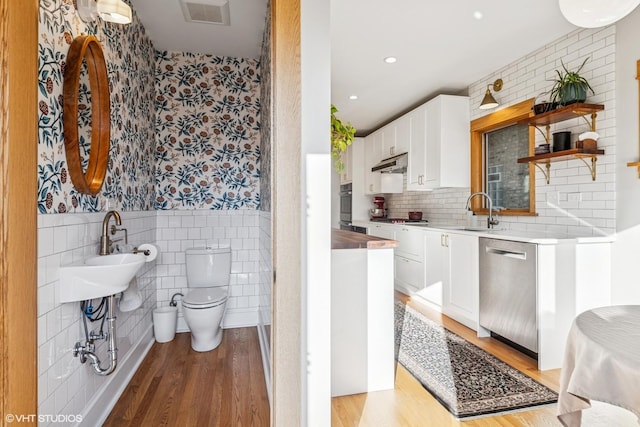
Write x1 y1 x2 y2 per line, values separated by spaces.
371 152 408 173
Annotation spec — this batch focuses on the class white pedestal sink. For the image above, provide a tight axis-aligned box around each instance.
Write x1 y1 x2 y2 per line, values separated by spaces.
59 253 146 303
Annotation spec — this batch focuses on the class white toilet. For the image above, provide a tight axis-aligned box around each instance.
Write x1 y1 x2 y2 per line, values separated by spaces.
183 247 231 352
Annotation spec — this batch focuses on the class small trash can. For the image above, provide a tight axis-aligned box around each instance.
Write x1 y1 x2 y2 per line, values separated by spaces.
153 306 177 343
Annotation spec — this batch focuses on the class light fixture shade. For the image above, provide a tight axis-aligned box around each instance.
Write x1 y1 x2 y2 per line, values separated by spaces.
559 0 640 28
97 0 132 24
78 0 132 24
479 88 498 110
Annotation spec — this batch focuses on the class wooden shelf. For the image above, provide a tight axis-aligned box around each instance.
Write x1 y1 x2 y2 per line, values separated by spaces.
519 103 604 127
519 103 605 144
518 149 605 184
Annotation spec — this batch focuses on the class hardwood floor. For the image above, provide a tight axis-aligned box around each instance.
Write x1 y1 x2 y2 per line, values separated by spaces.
104 328 269 427
103 302 635 426
332 292 637 427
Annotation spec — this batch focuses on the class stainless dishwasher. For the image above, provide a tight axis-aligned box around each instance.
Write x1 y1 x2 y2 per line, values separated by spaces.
479 238 538 354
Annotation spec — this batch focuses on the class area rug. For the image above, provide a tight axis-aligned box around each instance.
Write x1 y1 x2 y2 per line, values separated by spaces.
394 302 558 419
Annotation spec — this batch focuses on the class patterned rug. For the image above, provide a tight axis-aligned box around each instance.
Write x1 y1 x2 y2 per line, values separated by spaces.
394 302 558 419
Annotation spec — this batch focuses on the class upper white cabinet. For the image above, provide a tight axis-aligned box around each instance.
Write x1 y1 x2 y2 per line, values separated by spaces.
407 95 470 191
381 124 396 158
394 115 410 156
339 142 353 184
364 133 383 194
407 105 428 190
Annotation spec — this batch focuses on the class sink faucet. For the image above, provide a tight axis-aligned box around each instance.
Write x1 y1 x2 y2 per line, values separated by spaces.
465 192 499 229
100 210 122 255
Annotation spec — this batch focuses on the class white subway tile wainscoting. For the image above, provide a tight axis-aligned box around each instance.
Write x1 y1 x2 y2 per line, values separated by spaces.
155 210 261 329
37 211 158 425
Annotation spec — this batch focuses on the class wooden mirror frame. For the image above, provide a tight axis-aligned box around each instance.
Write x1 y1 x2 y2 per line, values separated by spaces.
63 35 110 196
470 98 537 215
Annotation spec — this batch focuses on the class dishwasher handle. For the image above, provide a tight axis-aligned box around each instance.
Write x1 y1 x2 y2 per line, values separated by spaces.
485 246 527 260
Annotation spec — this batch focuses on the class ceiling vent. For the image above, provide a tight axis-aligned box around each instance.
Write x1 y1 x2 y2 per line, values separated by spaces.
180 0 230 25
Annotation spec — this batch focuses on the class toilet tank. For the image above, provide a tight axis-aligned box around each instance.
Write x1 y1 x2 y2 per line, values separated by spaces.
185 247 231 288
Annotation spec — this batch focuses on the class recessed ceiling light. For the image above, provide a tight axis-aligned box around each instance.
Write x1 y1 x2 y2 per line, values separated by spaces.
349 95 358 100
384 56 397 64
473 10 483 20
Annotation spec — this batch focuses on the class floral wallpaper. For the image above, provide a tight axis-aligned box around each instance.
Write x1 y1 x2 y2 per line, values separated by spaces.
37 0 156 214
259 3 271 212
154 51 261 210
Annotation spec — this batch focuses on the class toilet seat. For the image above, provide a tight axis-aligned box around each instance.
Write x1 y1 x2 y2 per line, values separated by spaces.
182 288 227 309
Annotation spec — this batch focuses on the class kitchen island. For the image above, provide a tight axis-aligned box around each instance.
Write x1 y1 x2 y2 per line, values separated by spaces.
331 229 398 397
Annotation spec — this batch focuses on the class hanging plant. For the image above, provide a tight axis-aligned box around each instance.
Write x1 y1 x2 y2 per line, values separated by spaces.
331 104 356 174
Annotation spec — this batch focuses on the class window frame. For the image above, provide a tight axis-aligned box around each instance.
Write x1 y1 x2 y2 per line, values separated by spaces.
470 98 537 216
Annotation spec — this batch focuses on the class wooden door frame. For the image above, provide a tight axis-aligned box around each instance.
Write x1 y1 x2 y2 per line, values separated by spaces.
270 0 303 424
0 0 39 421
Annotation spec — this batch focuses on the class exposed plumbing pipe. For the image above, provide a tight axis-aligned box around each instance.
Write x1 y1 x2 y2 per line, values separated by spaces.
75 294 118 376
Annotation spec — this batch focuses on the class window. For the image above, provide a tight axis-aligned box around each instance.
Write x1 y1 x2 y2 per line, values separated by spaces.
470 99 536 216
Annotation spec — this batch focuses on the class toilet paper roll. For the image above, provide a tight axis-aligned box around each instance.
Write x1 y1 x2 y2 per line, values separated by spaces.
138 243 158 262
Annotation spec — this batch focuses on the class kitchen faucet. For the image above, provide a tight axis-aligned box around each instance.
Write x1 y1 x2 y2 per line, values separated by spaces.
100 210 122 255
465 192 500 229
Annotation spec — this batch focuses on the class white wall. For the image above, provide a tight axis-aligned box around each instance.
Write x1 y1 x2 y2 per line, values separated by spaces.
37 211 157 425
302 0 332 423
155 210 261 327
612 7 640 304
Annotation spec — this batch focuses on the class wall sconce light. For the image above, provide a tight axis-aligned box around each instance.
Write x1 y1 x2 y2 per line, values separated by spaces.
78 0 132 25
479 78 503 110
559 0 640 28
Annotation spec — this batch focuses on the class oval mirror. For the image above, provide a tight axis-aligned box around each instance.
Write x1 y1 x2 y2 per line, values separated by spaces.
63 35 110 196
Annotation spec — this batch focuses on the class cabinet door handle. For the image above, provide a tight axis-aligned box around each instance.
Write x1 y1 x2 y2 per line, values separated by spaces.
369 184 373 191
418 175 423 185
390 146 395 156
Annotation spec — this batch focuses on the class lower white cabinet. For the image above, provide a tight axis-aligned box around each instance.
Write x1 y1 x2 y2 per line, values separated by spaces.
442 232 478 330
420 229 479 330
367 224 396 240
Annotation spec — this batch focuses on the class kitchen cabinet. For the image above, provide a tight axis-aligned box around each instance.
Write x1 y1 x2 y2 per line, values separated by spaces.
394 226 426 295
419 229 479 330
339 142 353 184
395 115 410 155
381 124 396 158
367 223 395 240
408 95 470 190
379 118 410 159
364 133 383 195
442 232 478 330
407 105 427 190
418 230 444 307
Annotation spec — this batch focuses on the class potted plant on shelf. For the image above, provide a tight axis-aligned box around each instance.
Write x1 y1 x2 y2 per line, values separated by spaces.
549 57 594 107
331 104 356 174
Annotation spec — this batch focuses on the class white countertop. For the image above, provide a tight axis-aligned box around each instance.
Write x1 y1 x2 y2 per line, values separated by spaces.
352 220 616 244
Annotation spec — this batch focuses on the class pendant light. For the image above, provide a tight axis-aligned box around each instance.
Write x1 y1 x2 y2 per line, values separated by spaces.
559 0 640 28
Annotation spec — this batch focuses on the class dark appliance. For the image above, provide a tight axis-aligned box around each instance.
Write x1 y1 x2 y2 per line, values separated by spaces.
339 183 352 223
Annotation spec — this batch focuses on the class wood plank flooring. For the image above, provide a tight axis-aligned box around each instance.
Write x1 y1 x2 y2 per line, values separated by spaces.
104 300 636 426
104 328 269 427
332 292 638 427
